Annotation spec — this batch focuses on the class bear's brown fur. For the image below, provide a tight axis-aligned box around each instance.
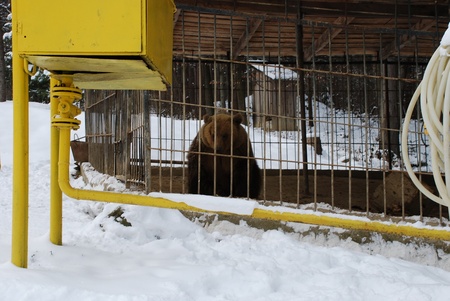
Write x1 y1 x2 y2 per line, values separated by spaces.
187 113 261 199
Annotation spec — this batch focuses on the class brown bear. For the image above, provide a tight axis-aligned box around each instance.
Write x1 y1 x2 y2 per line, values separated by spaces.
187 113 261 199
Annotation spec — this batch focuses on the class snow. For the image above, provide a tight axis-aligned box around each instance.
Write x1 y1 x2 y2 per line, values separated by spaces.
149 97 430 173
149 192 258 215
252 64 298 80
2 101 450 300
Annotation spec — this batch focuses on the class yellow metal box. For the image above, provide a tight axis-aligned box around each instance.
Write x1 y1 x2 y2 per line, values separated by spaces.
16 0 175 90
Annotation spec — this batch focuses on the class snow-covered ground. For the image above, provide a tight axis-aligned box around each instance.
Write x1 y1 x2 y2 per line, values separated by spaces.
2 101 450 300
148 97 430 173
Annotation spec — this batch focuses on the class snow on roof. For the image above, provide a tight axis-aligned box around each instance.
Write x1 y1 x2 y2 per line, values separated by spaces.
252 64 298 80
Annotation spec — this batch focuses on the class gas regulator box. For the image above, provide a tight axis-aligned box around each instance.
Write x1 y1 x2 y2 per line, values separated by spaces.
15 0 175 90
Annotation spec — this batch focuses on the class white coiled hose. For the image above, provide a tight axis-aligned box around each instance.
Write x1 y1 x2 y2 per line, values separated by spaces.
402 25 450 208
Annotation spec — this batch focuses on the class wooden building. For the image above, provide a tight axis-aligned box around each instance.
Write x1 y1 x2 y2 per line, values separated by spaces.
252 64 299 131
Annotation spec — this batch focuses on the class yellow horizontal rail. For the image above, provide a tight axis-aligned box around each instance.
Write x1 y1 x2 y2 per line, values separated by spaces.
252 209 450 241
57 127 450 242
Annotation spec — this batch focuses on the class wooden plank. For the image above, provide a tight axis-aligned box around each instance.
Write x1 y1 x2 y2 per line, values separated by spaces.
26 56 151 73
304 16 355 61
381 19 436 60
233 18 276 58
172 2 445 59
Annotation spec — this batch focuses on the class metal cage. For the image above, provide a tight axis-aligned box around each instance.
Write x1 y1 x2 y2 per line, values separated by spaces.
84 0 449 222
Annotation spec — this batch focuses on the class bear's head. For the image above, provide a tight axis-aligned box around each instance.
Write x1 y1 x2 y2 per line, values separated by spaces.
200 113 246 153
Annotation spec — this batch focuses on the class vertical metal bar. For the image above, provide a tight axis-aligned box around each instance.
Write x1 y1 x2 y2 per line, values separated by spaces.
134 93 138 185
328 24 335 210
311 23 318 208
105 92 111 176
395 0 406 221
262 19 267 202
295 20 302 208
103 92 109 176
345 14 352 212
112 92 116 178
362 30 370 216
413 26 423 222
169 85 174 193
296 5 310 201
196 10 202 195
437 0 445 223
129 92 134 185
125 92 131 182
230 15 234 110
277 20 283 204
50 76 62 245
158 91 163 190
141 92 145 187
11 0 30 268
414 11 434 220
144 91 151 194
246 17 252 199
379 34 387 215
229 15 234 197
213 14 217 107
181 10 187 194
213 14 217 196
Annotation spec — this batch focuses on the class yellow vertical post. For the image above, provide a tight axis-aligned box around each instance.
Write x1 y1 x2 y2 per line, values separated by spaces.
11 0 30 268
50 76 62 245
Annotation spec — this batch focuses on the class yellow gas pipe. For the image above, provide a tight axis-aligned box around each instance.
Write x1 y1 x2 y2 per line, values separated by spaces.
11 58 29 268
49 77 450 243
11 0 29 268
49 77 67 246
58 126 213 212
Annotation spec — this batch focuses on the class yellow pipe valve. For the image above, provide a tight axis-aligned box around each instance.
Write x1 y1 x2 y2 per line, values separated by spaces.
57 99 81 119
51 83 83 130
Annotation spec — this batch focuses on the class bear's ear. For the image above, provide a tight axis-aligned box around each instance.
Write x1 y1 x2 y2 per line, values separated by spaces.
203 114 212 124
233 113 243 125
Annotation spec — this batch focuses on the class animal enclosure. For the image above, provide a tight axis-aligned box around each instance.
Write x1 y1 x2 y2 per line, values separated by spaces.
83 1 450 222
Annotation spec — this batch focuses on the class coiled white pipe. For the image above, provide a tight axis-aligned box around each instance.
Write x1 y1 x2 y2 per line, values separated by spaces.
402 25 450 208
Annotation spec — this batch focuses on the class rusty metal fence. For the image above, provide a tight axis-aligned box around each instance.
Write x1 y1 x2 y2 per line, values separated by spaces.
83 5 448 223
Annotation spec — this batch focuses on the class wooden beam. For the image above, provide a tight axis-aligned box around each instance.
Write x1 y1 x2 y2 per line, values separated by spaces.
232 18 263 59
381 19 435 60
303 16 355 61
